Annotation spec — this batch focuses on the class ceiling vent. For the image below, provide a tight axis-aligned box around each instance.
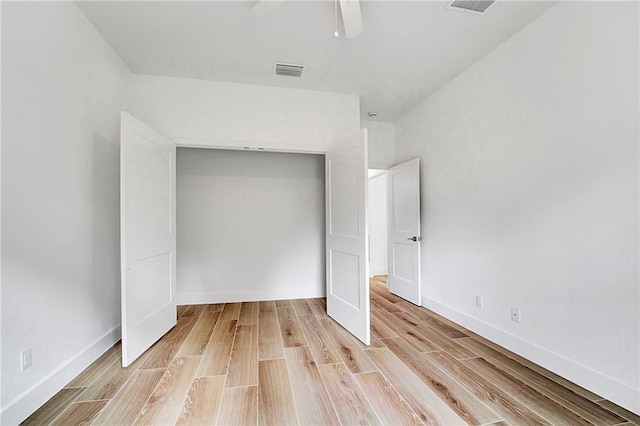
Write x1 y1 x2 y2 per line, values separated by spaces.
275 63 304 77
447 0 495 14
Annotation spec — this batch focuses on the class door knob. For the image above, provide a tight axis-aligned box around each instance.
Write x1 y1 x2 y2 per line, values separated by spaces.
407 236 422 242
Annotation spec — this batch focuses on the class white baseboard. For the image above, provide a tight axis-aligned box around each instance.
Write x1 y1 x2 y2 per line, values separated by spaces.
0 326 122 425
369 268 388 277
423 297 640 415
177 288 326 305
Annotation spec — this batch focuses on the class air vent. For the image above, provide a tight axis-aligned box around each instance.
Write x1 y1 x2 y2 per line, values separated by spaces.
275 63 304 77
447 0 495 14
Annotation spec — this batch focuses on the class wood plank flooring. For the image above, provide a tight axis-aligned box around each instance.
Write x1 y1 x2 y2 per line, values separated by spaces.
23 276 636 425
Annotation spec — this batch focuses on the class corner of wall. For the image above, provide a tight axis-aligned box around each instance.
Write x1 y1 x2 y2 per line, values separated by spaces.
361 120 396 169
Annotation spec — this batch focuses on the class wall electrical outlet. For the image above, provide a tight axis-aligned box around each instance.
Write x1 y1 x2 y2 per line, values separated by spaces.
511 307 521 323
475 295 483 308
21 348 32 371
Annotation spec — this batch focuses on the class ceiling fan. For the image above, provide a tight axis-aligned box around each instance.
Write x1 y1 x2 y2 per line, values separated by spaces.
252 0 364 39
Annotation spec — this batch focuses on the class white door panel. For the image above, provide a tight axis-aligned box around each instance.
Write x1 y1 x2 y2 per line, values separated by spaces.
121 112 176 367
326 130 370 344
387 158 421 305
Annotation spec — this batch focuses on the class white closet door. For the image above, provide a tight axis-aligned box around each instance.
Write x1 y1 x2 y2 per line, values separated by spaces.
387 158 422 305
325 130 370 345
121 112 176 367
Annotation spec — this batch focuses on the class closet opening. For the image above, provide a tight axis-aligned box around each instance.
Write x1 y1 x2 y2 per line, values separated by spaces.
176 147 326 304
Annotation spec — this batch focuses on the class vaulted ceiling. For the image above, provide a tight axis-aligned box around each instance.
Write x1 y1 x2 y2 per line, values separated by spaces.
77 1 556 121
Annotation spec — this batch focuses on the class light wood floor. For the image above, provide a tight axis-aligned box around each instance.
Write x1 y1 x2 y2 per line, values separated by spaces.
23 277 639 425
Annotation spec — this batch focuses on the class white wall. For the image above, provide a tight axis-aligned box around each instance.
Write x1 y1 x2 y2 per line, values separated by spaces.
1 3 130 424
129 74 360 153
395 2 639 413
0 13 360 423
368 171 388 277
176 148 325 303
362 120 395 169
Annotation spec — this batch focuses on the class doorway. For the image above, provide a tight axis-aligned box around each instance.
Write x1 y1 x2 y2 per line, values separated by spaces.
368 159 422 306
176 148 326 304
121 112 371 364
368 169 388 278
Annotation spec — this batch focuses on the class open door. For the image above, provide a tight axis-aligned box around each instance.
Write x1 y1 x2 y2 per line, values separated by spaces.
121 112 176 366
387 158 421 305
326 130 370 345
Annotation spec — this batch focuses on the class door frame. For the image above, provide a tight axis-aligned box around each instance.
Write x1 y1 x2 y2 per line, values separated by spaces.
121 123 372 358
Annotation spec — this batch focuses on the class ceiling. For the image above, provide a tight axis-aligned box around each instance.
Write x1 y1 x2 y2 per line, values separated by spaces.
77 1 556 122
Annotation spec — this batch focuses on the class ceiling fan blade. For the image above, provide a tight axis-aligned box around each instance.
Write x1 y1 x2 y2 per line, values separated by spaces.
339 0 364 39
252 0 286 17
